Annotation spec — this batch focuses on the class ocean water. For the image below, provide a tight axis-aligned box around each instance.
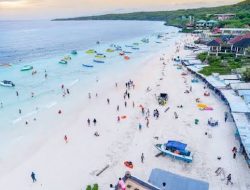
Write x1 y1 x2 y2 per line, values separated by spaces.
0 20 181 158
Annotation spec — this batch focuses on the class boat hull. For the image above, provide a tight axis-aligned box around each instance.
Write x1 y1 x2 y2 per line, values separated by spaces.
155 144 192 163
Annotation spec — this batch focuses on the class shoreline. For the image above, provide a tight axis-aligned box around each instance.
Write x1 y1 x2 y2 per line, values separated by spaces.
1 33 250 190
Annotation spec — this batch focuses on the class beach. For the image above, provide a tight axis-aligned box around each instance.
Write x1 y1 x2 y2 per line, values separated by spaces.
0 32 250 190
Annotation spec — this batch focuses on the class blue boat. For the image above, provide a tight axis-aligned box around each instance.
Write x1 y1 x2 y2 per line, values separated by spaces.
155 140 193 163
125 45 133 48
132 47 139 50
82 64 94 68
124 51 132 54
93 59 105 63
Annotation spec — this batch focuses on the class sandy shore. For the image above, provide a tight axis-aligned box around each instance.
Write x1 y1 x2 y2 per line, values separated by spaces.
0 34 250 190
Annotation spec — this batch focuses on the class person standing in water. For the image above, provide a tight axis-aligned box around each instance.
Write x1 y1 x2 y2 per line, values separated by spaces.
31 172 36 183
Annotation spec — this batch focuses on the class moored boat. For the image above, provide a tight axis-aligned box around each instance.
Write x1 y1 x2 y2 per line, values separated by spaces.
93 59 105 63
0 80 15 87
82 64 94 68
58 60 67 64
86 49 96 54
20 65 33 71
71 50 77 55
95 54 106 59
155 140 193 163
132 47 139 50
106 48 114 53
124 56 130 60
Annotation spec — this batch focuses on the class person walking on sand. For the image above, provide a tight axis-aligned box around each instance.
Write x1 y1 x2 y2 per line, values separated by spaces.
31 172 36 183
64 135 68 143
117 105 119 111
226 174 233 185
225 112 228 122
117 116 120 122
16 91 19 96
124 101 127 107
146 118 149 127
66 89 70 94
107 98 110 104
93 118 97 126
139 123 142 130
232 147 237 159
87 118 90 126
88 92 91 99
19 109 22 114
141 153 144 163
132 101 135 108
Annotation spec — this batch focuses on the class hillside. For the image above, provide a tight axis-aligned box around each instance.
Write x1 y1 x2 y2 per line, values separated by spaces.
53 0 250 28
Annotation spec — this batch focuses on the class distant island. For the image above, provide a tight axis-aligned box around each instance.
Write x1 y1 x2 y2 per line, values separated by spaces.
53 0 250 28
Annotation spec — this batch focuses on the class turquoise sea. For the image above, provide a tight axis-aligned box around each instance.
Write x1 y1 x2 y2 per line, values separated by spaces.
0 20 181 158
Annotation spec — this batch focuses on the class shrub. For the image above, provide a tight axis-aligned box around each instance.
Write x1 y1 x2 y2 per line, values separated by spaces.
92 184 98 190
86 185 92 190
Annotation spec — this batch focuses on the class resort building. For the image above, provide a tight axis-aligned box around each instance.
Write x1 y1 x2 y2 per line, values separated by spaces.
195 20 218 29
214 13 236 21
220 28 250 35
117 169 209 190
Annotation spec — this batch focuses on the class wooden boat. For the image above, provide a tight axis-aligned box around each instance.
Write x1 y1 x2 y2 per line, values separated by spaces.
95 55 106 59
20 65 33 71
155 140 193 163
86 49 96 54
82 64 94 68
58 60 67 64
0 80 15 87
106 48 114 53
93 59 105 63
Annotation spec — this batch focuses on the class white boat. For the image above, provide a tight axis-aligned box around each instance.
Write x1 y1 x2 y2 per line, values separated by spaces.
0 80 15 87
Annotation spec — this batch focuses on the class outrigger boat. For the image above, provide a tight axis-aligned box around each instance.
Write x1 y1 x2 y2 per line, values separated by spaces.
93 59 105 63
155 140 193 163
0 80 15 87
82 64 94 68
20 65 33 71
86 49 96 54
106 48 114 53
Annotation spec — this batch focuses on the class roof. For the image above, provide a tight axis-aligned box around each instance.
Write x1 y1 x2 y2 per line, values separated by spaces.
124 176 160 190
148 168 209 190
207 38 223 46
228 33 250 44
238 90 250 96
197 20 206 23
206 75 227 89
214 14 236 16
231 83 250 90
207 20 218 23
220 89 250 113
221 28 250 32
231 113 250 158
218 74 239 80
233 38 250 48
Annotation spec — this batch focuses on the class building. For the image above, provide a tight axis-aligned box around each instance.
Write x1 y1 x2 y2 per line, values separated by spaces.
195 20 218 29
214 13 236 21
220 28 250 35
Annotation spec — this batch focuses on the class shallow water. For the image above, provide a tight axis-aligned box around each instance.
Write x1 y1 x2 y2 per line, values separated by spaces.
0 20 180 156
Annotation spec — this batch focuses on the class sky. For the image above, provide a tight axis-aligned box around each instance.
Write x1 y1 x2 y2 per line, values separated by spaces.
0 0 243 20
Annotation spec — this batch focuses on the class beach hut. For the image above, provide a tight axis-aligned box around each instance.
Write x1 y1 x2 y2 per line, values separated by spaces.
207 38 223 56
233 37 250 56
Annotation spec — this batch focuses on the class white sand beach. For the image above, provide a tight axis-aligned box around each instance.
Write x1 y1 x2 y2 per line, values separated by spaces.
0 34 250 190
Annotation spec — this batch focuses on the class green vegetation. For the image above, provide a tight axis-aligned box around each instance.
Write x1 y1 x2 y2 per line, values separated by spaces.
86 184 99 190
53 0 250 28
197 53 244 76
243 68 250 81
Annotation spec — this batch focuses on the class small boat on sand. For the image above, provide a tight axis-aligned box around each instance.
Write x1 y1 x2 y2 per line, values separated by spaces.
0 80 15 87
155 140 193 163
93 60 105 63
21 65 33 71
82 64 94 68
